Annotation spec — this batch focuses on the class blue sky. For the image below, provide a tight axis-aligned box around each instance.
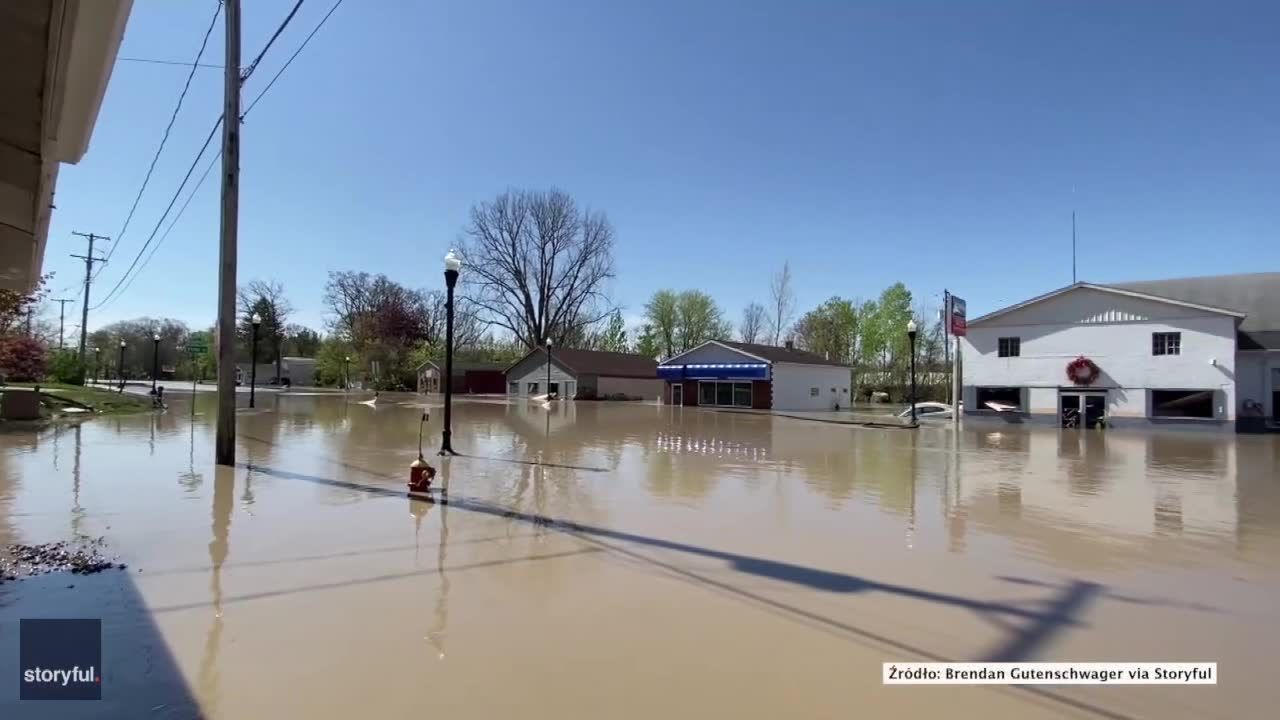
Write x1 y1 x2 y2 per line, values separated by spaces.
44 0 1279 337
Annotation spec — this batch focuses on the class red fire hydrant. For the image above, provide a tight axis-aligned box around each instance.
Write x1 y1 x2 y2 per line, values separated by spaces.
409 455 436 493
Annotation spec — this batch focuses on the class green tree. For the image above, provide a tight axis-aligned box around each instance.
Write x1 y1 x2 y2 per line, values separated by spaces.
633 324 660 359
283 325 322 357
675 290 731 352
793 297 859 364
642 290 680 357
598 311 628 353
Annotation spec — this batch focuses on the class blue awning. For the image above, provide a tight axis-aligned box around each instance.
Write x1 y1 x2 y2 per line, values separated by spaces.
657 363 770 381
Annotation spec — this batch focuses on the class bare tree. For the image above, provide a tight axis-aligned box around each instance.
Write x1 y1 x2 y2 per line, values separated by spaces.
739 302 766 344
768 261 795 345
460 188 617 348
237 279 293 381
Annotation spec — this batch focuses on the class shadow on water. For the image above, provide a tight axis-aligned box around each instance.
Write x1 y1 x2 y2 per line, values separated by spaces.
243 460 1193 720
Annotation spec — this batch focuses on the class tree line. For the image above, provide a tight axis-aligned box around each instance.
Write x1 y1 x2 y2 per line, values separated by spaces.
0 186 949 400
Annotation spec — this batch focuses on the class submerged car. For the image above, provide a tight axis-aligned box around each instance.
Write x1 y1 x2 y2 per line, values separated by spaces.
896 401 957 420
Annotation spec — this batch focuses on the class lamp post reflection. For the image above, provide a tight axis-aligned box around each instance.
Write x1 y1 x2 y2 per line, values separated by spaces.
411 496 450 659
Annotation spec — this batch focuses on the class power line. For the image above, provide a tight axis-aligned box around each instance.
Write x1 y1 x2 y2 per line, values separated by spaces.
91 118 223 310
118 56 225 69
243 0 345 117
90 0 342 310
241 0 306 82
112 150 222 302
101 2 223 275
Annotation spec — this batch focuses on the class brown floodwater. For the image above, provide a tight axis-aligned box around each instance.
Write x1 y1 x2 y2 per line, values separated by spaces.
1 393 1278 718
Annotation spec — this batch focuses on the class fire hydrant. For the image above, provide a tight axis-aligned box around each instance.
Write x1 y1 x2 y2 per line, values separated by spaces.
409 455 436 493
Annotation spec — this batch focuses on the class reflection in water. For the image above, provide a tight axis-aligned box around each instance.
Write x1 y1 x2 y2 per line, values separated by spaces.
411 497 450 659
198 467 234 716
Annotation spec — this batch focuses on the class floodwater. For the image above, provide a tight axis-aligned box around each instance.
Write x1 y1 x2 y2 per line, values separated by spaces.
1 394 1278 719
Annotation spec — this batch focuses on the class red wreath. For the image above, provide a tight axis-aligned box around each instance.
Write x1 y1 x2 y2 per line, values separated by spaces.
1065 356 1100 386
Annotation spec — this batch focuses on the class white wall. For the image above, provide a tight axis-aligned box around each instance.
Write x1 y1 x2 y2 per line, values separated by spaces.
508 360 576 397
962 288 1239 421
771 363 852 411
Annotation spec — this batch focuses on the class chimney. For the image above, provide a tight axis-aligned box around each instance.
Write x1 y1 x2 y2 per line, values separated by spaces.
784 340 794 351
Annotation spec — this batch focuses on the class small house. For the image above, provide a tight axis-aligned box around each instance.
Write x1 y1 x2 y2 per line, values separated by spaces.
505 347 661 400
417 359 508 394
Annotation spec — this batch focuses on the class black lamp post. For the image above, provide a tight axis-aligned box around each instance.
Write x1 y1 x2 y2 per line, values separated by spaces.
343 355 350 390
439 249 461 455
151 331 161 395
249 312 261 408
906 318 918 425
93 347 100 385
545 338 553 398
118 339 127 393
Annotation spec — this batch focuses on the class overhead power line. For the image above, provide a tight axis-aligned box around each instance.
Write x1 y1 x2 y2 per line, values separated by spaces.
100 2 223 276
118 56 224 69
241 0 305 82
244 0 345 117
90 0 344 311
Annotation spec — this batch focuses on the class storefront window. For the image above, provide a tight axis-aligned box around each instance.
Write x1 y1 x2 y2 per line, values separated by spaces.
698 381 753 408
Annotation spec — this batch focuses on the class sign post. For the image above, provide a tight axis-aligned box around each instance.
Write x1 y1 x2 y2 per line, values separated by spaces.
186 339 209 417
948 295 966 426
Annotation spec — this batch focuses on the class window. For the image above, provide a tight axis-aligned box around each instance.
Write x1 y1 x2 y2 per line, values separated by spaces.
508 382 518 394
809 387 819 397
698 381 752 407
527 382 539 395
919 405 943 415
998 337 1020 357
1152 332 1181 356
975 387 1023 410
700 382 716 405
1151 389 1214 419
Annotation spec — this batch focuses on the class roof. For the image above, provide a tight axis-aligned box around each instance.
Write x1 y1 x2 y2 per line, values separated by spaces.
968 281 1248 326
664 340 850 368
417 359 509 373
1108 273 1280 349
506 347 658 379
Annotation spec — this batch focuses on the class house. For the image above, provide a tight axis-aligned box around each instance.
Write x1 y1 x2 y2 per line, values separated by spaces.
959 273 1280 432
416 359 507 394
505 347 661 400
657 340 851 411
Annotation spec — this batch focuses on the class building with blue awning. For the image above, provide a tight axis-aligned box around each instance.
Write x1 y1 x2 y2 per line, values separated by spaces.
658 340 852 411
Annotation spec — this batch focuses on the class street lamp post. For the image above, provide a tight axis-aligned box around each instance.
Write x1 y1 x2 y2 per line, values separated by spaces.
151 331 161 395
118 339 127 393
343 355 351 390
545 339 553 399
92 347 100 385
439 249 461 455
906 318 918 426
249 312 261 408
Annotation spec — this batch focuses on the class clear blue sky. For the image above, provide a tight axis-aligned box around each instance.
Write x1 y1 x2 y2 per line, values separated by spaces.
44 0 1279 337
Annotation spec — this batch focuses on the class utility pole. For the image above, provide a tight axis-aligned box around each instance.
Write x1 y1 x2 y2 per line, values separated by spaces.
71 231 108 364
215 0 242 467
53 298 74 349
943 289 951 406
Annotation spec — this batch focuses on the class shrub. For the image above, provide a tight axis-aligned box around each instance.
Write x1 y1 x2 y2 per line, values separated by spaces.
0 335 48 382
47 350 85 385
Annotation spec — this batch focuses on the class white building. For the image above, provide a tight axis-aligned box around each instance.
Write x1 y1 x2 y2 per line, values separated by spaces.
658 340 852 411
960 273 1280 432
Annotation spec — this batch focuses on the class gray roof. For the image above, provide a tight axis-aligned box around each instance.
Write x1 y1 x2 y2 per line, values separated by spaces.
716 340 850 367
1107 272 1280 350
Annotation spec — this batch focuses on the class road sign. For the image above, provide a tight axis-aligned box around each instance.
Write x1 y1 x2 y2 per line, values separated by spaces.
187 340 209 356
948 295 967 337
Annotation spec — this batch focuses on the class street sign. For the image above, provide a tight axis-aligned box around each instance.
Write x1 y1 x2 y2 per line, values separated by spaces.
949 295 967 337
187 340 209 356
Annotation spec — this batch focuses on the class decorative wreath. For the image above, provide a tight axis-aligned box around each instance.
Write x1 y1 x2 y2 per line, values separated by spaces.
1066 356 1100 386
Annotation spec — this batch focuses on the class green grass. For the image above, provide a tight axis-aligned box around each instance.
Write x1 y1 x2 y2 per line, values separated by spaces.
6 382 152 416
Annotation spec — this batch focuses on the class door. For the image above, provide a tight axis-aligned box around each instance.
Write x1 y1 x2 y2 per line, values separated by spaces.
671 384 682 406
1061 392 1106 429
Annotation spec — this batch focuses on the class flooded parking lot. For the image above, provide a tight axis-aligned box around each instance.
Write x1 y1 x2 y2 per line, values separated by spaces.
2 394 1278 718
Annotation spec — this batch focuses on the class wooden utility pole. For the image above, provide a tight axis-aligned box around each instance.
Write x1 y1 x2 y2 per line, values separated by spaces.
70 231 107 363
215 0 241 466
53 298 74 349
